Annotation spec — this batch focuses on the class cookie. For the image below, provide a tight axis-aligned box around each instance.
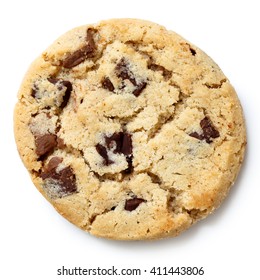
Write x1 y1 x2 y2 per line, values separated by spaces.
14 19 246 240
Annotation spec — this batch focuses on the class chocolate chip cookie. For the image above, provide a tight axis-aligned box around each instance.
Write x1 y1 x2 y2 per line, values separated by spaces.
14 19 246 240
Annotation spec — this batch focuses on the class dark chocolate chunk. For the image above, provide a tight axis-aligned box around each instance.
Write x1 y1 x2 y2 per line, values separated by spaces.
189 131 204 141
121 133 132 155
97 132 133 170
132 81 147 97
115 58 137 85
124 156 133 174
62 28 96 68
31 89 36 98
47 77 60 85
101 77 115 92
148 63 172 80
96 143 114 165
46 156 63 171
189 47 196 56
125 197 145 211
105 132 132 155
200 117 220 143
31 85 39 98
42 163 77 196
189 117 220 143
60 80 72 108
105 132 124 153
48 78 73 108
62 46 91 68
41 157 63 180
58 167 77 194
41 156 77 196
57 137 66 149
35 134 57 157
31 83 41 98
148 63 162 72
115 58 147 96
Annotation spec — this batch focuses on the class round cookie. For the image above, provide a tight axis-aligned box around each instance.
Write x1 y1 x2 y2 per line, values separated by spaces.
14 19 246 240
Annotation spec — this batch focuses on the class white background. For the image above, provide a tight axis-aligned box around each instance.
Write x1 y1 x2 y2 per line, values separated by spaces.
1 0 259 279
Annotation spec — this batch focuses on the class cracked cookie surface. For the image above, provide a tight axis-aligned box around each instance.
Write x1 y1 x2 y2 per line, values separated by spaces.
14 19 246 240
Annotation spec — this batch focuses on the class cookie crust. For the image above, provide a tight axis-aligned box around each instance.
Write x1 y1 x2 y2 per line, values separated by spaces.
14 19 246 240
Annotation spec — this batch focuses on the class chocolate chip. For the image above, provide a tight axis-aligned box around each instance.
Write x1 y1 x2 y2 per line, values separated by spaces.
35 134 57 157
42 162 77 197
47 77 60 85
148 64 164 72
125 197 145 211
57 137 66 149
59 80 72 108
115 58 148 96
57 167 77 194
189 131 204 141
47 156 62 169
62 46 90 68
115 58 137 85
31 87 38 98
189 47 196 56
48 78 73 108
105 132 132 155
41 157 63 180
105 132 124 153
121 133 132 156
200 117 220 143
97 132 133 170
31 82 42 98
101 77 115 92
31 89 36 98
124 156 133 174
96 143 114 165
148 63 172 80
62 28 96 68
189 117 220 143
132 81 147 97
